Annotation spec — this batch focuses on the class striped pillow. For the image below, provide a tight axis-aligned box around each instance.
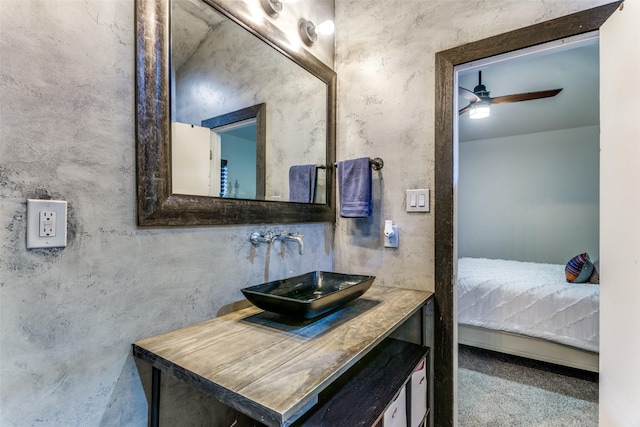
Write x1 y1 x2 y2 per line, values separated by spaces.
565 253 594 283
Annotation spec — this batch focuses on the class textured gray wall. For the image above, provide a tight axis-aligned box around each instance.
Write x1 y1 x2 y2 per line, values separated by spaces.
333 0 610 291
0 0 333 425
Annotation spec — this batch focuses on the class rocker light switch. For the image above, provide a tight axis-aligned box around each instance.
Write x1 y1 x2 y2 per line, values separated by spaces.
406 189 430 212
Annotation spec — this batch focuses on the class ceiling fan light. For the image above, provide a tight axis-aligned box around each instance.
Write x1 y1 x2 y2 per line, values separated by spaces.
469 101 490 119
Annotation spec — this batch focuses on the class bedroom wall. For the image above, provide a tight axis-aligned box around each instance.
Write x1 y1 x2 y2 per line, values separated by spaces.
458 125 600 265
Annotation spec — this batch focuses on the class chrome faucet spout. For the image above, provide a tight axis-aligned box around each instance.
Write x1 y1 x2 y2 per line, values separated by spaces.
276 231 304 255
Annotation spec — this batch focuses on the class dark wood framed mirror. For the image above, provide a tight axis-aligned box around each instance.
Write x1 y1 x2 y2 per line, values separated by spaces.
135 0 336 226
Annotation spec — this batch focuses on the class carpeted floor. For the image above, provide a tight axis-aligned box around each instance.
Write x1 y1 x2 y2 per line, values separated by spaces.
458 344 599 426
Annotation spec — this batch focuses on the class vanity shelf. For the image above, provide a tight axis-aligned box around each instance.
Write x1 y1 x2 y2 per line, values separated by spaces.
291 337 429 427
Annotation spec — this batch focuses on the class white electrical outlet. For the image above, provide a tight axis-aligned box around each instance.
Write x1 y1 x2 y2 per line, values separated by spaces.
39 211 56 237
27 199 67 249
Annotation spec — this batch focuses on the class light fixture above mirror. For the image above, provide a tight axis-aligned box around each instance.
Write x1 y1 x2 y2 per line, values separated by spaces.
300 19 335 45
262 0 282 16
261 0 298 17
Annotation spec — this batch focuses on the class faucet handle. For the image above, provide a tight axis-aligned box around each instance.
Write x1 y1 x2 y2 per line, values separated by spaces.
250 231 274 245
249 232 262 245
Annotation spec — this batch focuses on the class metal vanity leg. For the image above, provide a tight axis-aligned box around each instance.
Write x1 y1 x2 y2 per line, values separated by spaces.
420 304 426 347
150 367 161 427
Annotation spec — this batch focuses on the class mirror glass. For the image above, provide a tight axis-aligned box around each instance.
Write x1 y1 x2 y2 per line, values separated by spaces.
171 0 327 204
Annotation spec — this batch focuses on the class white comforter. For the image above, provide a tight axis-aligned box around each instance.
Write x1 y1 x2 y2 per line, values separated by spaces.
457 257 599 352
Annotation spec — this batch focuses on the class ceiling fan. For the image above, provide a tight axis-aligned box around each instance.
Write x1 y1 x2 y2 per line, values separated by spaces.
459 71 563 119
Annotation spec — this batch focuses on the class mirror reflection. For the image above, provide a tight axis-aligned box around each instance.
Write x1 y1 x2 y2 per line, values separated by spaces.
214 120 258 200
171 0 328 203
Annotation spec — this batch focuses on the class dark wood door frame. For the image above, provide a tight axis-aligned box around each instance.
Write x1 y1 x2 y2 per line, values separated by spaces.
432 3 621 426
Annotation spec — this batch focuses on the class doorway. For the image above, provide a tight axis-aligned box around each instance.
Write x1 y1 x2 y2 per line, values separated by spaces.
213 119 258 199
432 3 621 427
455 34 600 425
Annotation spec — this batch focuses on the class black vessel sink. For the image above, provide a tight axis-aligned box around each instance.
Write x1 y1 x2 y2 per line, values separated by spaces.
241 271 375 319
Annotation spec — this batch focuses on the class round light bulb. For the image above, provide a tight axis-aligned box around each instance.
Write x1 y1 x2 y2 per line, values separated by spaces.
315 20 335 36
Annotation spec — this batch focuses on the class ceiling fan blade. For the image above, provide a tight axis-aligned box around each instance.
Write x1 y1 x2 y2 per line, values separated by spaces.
458 104 472 115
490 88 563 104
459 87 481 103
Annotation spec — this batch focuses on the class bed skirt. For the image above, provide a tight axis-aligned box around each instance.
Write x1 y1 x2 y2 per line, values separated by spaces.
458 324 599 372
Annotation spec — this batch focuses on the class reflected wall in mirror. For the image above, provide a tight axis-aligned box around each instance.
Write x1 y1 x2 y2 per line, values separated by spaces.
171 0 327 204
136 0 336 226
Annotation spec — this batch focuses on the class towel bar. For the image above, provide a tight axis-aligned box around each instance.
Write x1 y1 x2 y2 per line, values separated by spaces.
332 157 384 170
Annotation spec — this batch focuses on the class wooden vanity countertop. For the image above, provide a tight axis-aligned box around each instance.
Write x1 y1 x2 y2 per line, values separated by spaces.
132 285 432 426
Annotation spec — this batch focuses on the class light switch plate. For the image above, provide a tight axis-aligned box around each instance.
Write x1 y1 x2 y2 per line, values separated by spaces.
406 189 429 212
27 199 67 249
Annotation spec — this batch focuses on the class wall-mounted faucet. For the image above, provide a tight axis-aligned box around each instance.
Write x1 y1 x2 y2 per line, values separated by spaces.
274 231 304 255
250 230 304 255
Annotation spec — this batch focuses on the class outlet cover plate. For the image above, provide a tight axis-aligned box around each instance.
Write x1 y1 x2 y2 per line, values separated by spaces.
27 199 67 249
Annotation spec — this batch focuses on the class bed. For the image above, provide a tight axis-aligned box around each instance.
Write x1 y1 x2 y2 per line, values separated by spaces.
457 257 600 372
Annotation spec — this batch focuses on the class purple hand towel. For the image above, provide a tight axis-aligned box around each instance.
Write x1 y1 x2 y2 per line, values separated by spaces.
289 164 317 203
338 157 372 217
